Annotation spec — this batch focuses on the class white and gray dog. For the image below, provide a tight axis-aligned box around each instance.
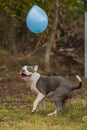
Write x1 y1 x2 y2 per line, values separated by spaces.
20 65 82 116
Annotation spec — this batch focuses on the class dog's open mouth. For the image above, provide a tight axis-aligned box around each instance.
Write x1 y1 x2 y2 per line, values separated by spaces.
20 73 32 80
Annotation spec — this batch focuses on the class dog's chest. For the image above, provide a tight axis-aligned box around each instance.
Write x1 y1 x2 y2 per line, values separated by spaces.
30 83 38 94
30 74 40 94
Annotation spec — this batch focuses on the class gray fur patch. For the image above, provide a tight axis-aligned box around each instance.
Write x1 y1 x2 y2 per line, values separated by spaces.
27 66 35 73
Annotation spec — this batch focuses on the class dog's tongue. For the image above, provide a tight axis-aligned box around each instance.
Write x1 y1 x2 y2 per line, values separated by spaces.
20 75 27 79
20 73 31 80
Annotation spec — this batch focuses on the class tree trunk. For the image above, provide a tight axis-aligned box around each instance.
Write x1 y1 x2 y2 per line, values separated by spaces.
44 0 58 72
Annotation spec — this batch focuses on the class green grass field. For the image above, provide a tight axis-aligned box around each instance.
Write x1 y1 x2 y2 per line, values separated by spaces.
0 96 87 130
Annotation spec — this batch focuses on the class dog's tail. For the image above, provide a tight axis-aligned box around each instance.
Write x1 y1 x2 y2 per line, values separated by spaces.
71 75 82 91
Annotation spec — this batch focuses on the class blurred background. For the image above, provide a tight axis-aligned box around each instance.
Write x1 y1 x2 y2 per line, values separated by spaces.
0 0 86 103
85 12 87 77
0 1 87 129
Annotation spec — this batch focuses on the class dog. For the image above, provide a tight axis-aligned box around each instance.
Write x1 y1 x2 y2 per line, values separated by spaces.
20 65 82 116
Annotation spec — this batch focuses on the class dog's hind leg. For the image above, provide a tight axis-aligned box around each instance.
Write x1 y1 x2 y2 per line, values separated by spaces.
47 101 63 116
47 87 65 116
53 87 68 113
54 100 64 113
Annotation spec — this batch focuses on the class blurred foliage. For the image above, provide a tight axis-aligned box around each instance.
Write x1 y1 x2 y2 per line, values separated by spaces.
0 49 7 57
59 0 87 20
0 0 86 28
0 0 86 52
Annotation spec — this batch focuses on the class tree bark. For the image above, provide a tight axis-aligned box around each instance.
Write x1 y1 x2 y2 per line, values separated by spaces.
44 0 58 72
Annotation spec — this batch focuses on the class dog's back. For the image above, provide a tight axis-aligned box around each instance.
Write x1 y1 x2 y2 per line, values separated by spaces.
36 75 71 96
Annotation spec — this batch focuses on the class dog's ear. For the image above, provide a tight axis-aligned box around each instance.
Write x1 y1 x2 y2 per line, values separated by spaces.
33 65 38 72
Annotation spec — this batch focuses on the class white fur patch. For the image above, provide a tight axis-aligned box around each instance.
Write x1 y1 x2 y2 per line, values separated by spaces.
32 92 45 112
76 75 82 82
30 72 40 94
47 109 57 116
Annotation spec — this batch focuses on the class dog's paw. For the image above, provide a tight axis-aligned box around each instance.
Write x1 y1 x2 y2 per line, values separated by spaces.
32 109 35 113
47 110 57 116
47 113 53 116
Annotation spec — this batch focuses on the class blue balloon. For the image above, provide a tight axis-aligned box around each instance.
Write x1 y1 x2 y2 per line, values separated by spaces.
26 5 48 34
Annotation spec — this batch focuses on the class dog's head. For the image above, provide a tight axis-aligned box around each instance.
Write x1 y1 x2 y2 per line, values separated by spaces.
20 65 38 81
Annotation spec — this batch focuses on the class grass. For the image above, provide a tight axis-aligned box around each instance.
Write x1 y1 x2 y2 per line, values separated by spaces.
0 97 87 130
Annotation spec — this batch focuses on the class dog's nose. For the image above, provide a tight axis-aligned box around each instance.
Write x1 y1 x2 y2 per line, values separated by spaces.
21 69 25 73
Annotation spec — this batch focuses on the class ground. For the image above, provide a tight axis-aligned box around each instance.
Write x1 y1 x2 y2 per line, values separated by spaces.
0 52 87 130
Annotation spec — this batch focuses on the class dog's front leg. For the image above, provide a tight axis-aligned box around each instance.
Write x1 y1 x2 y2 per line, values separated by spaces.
40 99 46 110
32 92 45 113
